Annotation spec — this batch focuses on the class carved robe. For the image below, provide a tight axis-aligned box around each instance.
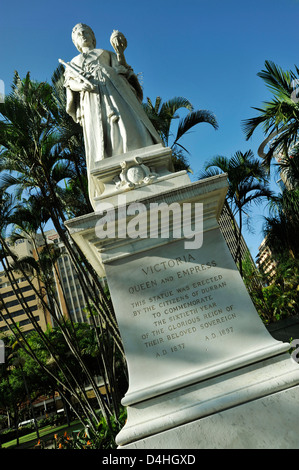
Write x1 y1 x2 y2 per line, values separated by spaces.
64 49 162 200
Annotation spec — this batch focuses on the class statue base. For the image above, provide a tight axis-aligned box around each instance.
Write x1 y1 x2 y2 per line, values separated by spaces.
65 144 299 449
119 380 299 449
90 143 190 209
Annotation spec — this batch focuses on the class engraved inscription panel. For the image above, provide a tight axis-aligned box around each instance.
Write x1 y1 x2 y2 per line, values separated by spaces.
105 228 279 399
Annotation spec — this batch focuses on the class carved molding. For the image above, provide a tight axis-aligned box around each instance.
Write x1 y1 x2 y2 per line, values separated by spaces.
115 157 157 190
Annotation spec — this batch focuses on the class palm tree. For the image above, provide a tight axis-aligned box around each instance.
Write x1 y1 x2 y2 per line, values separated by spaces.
263 188 299 261
0 72 126 428
2 72 120 337
199 150 273 277
0 71 121 336
242 60 299 172
8 337 40 439
144 96 218 171
0 336 21 437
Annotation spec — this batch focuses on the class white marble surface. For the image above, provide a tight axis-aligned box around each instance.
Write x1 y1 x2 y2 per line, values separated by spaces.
63 24 162 207
65 174 228 276
64 149 299 449
120 382 299 449
105 228 289 407
90 144 189 207
116 353 299 446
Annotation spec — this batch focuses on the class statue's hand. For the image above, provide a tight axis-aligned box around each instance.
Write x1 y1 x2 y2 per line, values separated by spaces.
115 65 131 75
69 78 95 93
80 81 96 92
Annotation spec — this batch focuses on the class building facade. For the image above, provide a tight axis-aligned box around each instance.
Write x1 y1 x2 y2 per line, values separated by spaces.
256 237 277 284
0 238 50 334
0 230 104 335
38 229 95 325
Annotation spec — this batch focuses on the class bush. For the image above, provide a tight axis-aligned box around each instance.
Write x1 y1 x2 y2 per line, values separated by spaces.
0 422 36 445
45 409 127 450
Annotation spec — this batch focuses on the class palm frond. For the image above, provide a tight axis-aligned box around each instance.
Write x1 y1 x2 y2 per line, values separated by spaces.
10 255 40 275
258 60 292 97
174 110 218 145
198 166 223 180
205 155 229 172
161 97 194 118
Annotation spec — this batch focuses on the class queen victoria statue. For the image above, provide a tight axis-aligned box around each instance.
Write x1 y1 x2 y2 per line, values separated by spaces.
62 24 163 202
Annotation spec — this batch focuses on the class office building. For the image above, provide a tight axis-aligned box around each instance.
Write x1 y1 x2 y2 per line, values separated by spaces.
0 230 103 335
0 238 50 334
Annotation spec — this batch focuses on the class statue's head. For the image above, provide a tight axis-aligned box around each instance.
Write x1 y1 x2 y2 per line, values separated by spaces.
72 23 96 52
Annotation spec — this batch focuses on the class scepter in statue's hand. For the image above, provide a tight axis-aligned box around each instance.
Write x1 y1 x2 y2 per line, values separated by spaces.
110 30 130 68
58 58 96 91
110 30 143 101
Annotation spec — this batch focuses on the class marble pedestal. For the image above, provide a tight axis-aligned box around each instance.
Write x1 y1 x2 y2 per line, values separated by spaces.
65 144 299 449
120 382 299 449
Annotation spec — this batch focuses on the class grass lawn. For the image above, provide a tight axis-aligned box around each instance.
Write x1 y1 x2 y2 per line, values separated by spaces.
2 420 84 449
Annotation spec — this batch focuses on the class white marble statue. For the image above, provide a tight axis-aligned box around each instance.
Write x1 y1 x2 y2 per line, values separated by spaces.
62 23 162 200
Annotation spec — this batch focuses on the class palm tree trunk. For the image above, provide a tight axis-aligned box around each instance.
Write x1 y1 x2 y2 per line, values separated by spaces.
0 251 101 431
19 362 40 440
237 206 243 278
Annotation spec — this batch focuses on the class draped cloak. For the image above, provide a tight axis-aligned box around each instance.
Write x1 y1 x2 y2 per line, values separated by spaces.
64 48 163 201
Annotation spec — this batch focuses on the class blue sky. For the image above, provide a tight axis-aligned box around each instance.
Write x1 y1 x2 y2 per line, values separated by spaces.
1 0 299 259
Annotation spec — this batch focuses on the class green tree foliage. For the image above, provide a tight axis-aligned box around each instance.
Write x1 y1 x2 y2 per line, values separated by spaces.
242 60 299 171
0 323 127 445
241 59 299 323
0 70 126 437
264 188 299 261
199 150 272 277
143 96 218 172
